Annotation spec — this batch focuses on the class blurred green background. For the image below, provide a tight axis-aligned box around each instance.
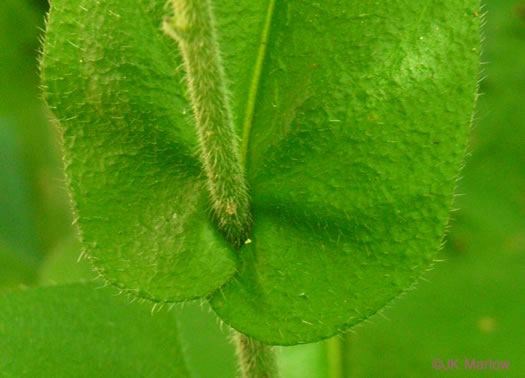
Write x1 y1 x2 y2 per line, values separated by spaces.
1 0 523 376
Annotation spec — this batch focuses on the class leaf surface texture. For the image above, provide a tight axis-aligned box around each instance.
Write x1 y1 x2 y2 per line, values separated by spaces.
42 0 479 344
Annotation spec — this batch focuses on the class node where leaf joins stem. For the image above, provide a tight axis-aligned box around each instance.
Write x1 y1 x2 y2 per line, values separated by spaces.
163 0 251 249
234 332 279 378
163 1 277 376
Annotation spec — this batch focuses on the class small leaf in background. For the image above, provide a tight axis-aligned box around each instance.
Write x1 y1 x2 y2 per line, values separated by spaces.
0 284 190 377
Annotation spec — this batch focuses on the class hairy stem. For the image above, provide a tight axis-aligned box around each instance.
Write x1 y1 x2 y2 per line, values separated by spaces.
234 331 278 378
163 0 251 249
163 4 276 376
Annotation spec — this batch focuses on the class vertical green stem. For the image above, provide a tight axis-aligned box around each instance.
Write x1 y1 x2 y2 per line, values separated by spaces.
325 333 352 378
163 0 251 249
326 337 343 378
234 331 278 378
164 3 276 375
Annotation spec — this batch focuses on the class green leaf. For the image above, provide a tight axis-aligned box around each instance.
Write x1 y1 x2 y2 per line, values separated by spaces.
41 0 239 302
0 284 190 376
209 1 480 344
42 0 480 344
336 2 525 374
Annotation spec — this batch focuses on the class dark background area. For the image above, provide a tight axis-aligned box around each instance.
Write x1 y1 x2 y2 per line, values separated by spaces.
1 0 523 376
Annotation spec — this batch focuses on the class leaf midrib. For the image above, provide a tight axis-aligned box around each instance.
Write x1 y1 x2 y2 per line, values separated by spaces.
239 0 277 169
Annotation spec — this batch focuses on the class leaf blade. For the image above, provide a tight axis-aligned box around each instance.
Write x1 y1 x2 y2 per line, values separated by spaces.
41 0 246 301
210 0 480 344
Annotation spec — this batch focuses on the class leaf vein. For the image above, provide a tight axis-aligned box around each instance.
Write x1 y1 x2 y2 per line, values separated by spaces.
239 0 277 169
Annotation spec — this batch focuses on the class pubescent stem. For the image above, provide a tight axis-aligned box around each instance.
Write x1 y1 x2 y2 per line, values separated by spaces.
163 0 251 249
163 2 276 375
234 331 279 378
